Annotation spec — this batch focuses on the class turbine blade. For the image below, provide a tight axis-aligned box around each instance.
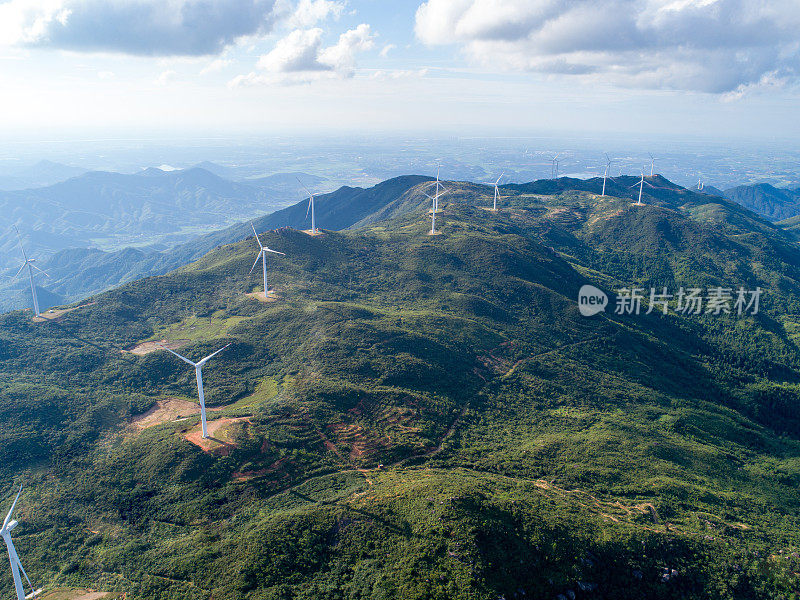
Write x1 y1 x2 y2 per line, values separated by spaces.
29 264 49 277
160 346 196 367
265 248 285 256
306 197 312 219
11 263 26 282
13 226 29 262
251 223 263 250
249 252 263 274
202 343 232 363
16 556 34 594
296 177 314 198
3 485 22 530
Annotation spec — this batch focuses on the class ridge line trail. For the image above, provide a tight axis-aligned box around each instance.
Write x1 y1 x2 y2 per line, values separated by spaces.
502 335 602 379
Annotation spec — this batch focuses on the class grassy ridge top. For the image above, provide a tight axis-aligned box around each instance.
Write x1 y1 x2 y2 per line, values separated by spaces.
1 178 800 599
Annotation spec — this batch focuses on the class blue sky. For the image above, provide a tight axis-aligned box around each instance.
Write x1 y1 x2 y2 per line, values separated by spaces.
0 0 798 140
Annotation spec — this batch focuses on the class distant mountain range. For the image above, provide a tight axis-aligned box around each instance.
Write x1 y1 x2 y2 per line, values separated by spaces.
1 175 432 311
0 160 88 191
0 167 327 271
722 182 800 221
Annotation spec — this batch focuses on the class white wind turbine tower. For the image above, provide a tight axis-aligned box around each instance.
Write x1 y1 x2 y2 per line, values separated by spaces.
296 178 318 234
424 187 447 234
161 344 231 439
601 154 614 197
630 168 656 206
427 166 445 213
1 486 42 600
11 227 49 318
551 154 561 179
648 153 656 176
490 172 504 210
250 223 285 298
633 170 645 205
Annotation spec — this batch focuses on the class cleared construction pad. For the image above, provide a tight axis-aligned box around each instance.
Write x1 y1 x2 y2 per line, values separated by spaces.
246 291 282 303
123 339 189 356
184 416 252 454
131 398 199 429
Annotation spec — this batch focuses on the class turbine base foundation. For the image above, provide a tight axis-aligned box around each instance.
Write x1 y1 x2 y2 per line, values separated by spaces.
246 291 282 303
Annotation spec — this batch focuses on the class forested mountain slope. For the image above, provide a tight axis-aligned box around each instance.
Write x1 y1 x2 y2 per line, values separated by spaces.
1 177 800 598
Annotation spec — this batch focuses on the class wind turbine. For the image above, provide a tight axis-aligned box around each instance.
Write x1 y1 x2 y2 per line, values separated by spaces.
161 344 231 439
648 153 655 176
551 154 561 179
427 166 446 212
296 178 318 234
424 187 447 234
10 227 49 318
630 168 657 206
601 154 614 197
250 223 285 298
1 486 42 600
490 172 504 210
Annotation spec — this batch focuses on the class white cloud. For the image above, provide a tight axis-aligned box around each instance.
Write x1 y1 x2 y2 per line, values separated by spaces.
257 28 328 72
242 23 374 83
97 70 114 80
379 43 396 58
0 0 280 56
288 0 345 27
414 0 800 93
200 58 233 75
318 23 375 74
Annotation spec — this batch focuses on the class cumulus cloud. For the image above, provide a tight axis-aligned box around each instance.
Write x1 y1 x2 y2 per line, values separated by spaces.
288 0 345 27
0 0 280 56
379 43 396 57
414 0 800 93
235 23 374 84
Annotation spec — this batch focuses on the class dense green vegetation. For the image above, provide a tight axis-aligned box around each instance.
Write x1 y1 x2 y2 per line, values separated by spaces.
2 176 800 599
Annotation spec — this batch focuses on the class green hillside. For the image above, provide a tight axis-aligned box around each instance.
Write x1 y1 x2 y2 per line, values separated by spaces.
1 178 800 599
